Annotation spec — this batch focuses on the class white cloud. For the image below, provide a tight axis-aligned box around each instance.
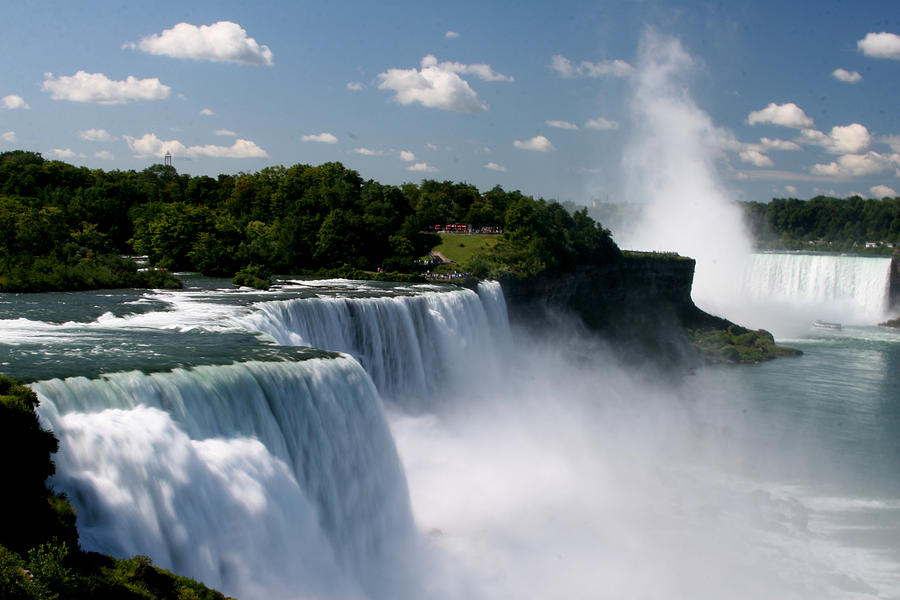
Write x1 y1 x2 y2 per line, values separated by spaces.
200 108 214 116
870 184 897 197
784 185 799 196
352 147 386 156
94 150 115 160
127 21 274 66
832 68 862 84
420 55 513 82
42 71 170 104
377 55 512 113
78 128 115 142
550 54 633 79
124 133 268 158
1 131 16 142
800 123 872 154
739 149 774 167
747 102 814 128
2 95 30 110
47 148 78 159
301 132 338 144
214 129 236 136
426 143 438 151
408 162 437 172
857 32 900 60
514 135 555 152
883 135 900 153
545 120 579 130
811 151 897 178
347 82 366 91
484 162 507 172
445 31 460 39
760 137 801 151
827 123 872 154
585 117 619 130
399 150 416 162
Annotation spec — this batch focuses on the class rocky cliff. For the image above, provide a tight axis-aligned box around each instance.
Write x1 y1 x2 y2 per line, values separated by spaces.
500 252 797 367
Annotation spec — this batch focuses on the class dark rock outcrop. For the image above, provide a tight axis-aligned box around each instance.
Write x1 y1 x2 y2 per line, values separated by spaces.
500 253 798 367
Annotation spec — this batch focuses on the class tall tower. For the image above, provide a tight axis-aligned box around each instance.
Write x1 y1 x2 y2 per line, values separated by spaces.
164 151 172 167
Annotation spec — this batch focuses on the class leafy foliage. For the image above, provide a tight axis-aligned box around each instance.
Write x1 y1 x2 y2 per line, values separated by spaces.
1 150 621 288
743 195 900 252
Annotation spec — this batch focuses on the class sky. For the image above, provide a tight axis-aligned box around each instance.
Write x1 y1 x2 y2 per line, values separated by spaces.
1 0 899 207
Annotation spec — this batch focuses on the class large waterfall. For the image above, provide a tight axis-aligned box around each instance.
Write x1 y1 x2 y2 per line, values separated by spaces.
34 356 418 599
730 253 895 330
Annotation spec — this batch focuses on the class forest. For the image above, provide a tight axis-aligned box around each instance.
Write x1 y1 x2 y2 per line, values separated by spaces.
742 195 900 252
0 150 619 291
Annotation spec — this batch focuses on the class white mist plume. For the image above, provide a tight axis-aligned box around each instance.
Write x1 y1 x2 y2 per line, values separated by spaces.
620 30 752 315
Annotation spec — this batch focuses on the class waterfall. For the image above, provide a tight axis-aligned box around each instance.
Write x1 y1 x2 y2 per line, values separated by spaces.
239 282 510 405
742 253 894 324
33 356 417 600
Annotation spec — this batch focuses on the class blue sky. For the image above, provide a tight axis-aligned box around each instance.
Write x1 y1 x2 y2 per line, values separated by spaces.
1 0 899 205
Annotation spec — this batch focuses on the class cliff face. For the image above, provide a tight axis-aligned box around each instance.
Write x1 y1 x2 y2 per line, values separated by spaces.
499 254 733 366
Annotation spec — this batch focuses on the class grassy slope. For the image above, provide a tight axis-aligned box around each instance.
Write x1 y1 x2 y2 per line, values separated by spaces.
431 233 500 266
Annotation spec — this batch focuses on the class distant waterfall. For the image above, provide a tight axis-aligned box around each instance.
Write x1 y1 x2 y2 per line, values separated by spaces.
743 253 893 323
33 357 416 600
240 281 510 405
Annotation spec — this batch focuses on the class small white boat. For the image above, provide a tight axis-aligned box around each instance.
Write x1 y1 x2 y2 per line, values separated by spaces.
813 320 842 330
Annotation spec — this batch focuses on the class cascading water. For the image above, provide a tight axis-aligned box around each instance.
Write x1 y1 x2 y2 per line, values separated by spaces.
727 253 895 332
33 357 418 600
240 281 509 405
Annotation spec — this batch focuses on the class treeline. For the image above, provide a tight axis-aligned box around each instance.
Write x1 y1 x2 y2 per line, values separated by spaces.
743 196 900 252
0 150 620 290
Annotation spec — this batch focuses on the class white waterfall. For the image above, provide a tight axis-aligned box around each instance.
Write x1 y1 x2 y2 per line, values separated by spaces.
34 357 418 600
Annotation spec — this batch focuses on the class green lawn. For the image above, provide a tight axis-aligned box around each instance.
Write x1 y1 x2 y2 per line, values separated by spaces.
431 233 500 266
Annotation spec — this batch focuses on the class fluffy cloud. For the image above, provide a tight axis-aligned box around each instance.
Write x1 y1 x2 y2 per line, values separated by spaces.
832 68 862 84
800 123 872 154
377 55 512 113
550 54 633 78
47 148 78 159
739 149 774 167
857 32 900 60
124 133 268 158
445 31 460 39
42 71 170 104
346 82 365 91
214 129 236 136
126 21 274 66
513 135 555 152
870 184 897 198
545 120 578 130
301 132 338 144
78 128 115 142
811 151 897 178
784 185 799 196
399 150 416 162
1 131 16 142
407 162 437 172
94 150 115 160
2 95 30 110
747 102 814 128
200 108 214 116
585 117 619 130
484 162 507 172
